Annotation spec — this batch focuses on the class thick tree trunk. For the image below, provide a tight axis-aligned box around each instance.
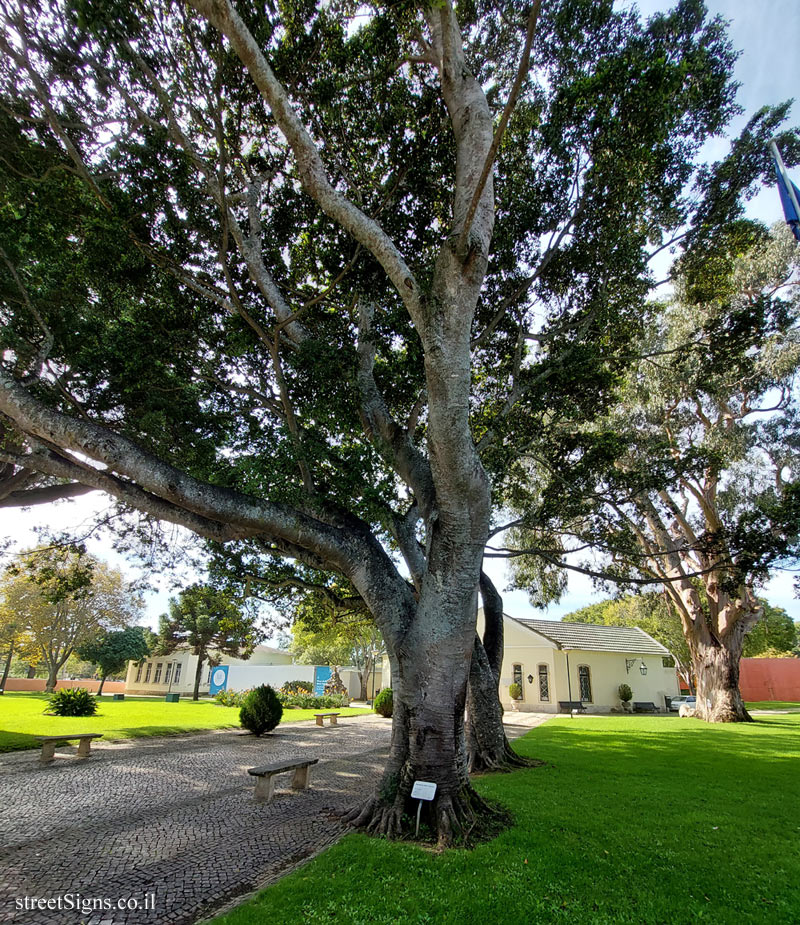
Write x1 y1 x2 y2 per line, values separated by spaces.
0 639 14 693
26 664 36 679
96 673 107 697
691 636 752 722
346 593 502 846
466 636 531 772
45 665 59 693
192 654 205 701
466 573 533 772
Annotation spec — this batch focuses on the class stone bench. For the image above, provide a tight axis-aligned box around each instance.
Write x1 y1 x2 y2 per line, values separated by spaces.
248 758 319 803
314 712 340 727
558 701 587 714
633 701 660 713
36 733 103 764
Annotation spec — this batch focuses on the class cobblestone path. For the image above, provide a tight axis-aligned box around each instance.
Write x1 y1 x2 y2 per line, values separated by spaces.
0 716 394 925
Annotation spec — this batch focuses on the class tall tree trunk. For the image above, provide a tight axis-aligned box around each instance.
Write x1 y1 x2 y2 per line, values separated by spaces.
26 664 36 679
192 653 205 701
691 635 751 722
678 584 757 723
45 664 59 693
0 638 14 693
347 590 500 845
466 573 532 772
96 673 107 697
358 669 368 701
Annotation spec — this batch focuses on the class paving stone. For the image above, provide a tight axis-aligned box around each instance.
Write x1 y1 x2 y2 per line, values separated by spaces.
0 716 393 925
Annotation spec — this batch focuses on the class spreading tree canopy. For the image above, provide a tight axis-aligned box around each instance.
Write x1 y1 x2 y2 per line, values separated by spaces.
507 225 800 721
0 0 794 836
0 546 142 690
76 624 152 694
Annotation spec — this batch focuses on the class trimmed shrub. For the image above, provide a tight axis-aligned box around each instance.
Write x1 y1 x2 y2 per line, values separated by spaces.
373 687 393 717
240 684 283 735
618 683 633 703
508 682 522 701
280 680 313 695
47 688 98 717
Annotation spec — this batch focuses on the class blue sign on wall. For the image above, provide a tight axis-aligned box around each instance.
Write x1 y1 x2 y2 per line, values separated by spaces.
209 665 229 696
314 666 332 696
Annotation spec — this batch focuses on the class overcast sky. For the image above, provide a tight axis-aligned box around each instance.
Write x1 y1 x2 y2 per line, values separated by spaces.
3 0 799 630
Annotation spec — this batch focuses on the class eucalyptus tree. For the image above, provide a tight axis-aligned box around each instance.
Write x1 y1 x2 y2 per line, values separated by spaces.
506 226 800 722
0 0 772 836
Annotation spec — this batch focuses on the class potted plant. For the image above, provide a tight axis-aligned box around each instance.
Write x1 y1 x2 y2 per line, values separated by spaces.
618 683 633 713
508 682 523 710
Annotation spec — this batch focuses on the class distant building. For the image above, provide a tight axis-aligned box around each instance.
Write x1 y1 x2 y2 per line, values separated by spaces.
381 611 680 713
490 614 679 713
125 644 293 697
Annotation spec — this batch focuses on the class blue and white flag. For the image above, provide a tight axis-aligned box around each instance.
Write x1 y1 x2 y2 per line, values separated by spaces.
770 140 800 242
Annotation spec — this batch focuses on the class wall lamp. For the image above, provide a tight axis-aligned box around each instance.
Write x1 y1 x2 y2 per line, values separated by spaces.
626 658 648 676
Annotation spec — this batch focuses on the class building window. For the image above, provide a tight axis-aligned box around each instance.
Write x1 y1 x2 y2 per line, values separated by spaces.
578 665 592 703
662 655 675 668
173 663 182 685
135 663 143 683
513 663 523 696
538 664 550 702
164 663 173 685
153 662 163 684
144 662 152 684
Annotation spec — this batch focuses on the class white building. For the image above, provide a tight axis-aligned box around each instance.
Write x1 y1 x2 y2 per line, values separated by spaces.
482 612 679 713
381 612 680 713
125 644 294 697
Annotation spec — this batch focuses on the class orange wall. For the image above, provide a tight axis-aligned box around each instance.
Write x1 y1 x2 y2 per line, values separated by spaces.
2 678 126 693
739 658 800 702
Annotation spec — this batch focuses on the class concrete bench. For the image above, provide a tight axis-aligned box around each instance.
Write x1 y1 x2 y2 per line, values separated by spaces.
633 701 660 713
558 701 587 714
36 733 103 764
248 758 319 803
314 712 340 727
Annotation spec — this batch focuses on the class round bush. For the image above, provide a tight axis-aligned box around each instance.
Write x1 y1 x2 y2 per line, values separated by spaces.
373 687 393 717
239 684 283 736
508 682 522 701
47 688 98 717
618 683 633 703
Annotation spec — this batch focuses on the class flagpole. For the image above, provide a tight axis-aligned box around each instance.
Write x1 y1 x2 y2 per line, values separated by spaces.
769 139 800 225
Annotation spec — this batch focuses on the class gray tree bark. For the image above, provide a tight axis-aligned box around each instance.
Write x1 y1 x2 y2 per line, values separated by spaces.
466 573 533 772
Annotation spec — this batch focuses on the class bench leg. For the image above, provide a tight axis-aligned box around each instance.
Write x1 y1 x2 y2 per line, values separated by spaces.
329 715 337 725
315 715 324 726
291 765 312 790
76 738 93 758
254 774 276 803
40 742 56 763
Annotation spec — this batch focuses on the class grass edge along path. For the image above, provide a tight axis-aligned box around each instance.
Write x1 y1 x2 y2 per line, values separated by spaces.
0 692 372 752
209 714 800 925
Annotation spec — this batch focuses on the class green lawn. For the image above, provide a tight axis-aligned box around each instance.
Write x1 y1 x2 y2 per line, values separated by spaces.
0 692 372 752
746 701 800 711
212 715 800 925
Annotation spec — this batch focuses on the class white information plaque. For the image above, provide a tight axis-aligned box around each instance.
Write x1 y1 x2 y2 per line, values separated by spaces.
411 780 437 801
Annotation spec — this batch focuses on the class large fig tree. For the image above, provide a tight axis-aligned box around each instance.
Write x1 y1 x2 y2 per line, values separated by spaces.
0 0 764 836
